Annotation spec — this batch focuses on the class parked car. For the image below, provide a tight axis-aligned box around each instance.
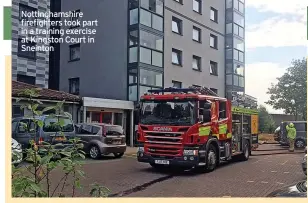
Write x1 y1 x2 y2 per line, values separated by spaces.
303 147 307 176
279 121 307 148
12 138 23 166
12 115 76 150
75 123 126 159
267 181 307 197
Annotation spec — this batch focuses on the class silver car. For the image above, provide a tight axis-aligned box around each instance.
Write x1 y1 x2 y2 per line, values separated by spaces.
302 147 307 176
75 123 126 159
12 138 23 166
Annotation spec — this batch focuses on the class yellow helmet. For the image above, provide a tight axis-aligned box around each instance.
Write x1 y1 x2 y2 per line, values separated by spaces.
289 123 294 127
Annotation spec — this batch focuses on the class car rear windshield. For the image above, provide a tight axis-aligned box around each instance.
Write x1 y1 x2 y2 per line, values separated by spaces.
105 126 123 135
43 117 74 132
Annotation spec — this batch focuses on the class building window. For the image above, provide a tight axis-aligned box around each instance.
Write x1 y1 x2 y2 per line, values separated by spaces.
210 61 218 76
69 44 80 61
129 85 137 101
17 74 35 85
12 105 24 118
140 30 163 51
129 0 139 9
18 39 36 60
172 80 182 88
234 63 244 76
210 88 218 94
239 76 244 87
129 30 139 46
70 10 81 28
172 16 182 35
141 0 163 16
193 0 202 14
174 0 183 4
234 49 244 62
226 23 232 34
172 48 182 66
192 26 201 42
140 47 152 64
192 55 201 71
192 84 201 88
129 68 138 84
210 7 218 23
234 12 244 27
234 0 244 14
210 34 218 49
140 47 163 67
234 24 244 38
226 75 232 85
226 0 232 9
19 4 36 22
130 8 139 25
129 47 138 63
140 69 163 87
152 50 163 67
234 38 244 51
69 78 80 95
140 9 163 31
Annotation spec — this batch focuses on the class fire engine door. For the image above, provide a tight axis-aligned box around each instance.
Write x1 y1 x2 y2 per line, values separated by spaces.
232 114 242 152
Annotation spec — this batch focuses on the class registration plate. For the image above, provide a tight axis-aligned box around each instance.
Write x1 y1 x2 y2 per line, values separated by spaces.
55 137 66 141
154 160 169 165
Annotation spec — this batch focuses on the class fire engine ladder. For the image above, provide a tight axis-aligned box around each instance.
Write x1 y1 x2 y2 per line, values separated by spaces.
147 86 219 97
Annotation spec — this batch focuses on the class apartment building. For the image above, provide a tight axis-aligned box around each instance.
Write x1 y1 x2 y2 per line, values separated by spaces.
11 0 51 88
56 0 246 145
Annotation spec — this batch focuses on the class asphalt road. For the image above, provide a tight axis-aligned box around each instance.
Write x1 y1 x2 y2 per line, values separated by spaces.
40 144 306 197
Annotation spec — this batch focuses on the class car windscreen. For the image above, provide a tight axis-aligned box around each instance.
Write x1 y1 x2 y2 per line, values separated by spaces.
105 126 123 135
43 116 74 132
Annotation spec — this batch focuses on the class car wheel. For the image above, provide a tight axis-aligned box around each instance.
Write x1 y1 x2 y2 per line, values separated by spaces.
89 145 101 159
205 144 217 172
295 139 305 149
113 152 124 158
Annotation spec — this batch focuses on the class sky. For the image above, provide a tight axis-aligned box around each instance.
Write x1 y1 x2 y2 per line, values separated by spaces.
244 0 307 114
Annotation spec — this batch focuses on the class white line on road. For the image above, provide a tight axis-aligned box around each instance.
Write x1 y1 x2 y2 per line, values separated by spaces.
261 181 269 184
281 160 288 165
247 181 254 183
271 171 277 173
276 182 284 185
283 172 290 174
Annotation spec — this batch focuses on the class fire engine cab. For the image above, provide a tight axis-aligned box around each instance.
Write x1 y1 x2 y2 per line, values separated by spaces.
136 87 259 172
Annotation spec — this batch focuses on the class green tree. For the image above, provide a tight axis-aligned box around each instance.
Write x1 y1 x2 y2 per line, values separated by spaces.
266 58 307 120
258 105 275 133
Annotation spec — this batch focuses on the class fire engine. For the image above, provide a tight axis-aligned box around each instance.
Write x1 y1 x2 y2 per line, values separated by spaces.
136 87 259 172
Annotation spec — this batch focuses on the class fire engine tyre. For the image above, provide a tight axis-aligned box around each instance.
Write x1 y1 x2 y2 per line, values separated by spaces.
205 145 218 172
238 140 250 161
89 145 101 159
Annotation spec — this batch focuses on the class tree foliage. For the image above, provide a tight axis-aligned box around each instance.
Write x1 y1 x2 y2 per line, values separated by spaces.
258 105 276 133
266 58 307 120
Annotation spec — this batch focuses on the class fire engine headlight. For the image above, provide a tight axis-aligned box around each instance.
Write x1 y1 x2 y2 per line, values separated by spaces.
183 150 198 156
138 147 144 152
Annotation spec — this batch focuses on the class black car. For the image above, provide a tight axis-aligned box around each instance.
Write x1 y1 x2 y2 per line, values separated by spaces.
267 181 307 197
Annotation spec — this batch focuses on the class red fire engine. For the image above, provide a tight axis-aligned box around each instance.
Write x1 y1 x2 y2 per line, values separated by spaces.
136 87 259 172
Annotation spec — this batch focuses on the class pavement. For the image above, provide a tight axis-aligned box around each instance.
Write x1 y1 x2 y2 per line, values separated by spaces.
42 143 306 197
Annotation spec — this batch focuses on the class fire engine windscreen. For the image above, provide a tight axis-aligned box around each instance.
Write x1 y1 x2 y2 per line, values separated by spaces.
140 101 196 126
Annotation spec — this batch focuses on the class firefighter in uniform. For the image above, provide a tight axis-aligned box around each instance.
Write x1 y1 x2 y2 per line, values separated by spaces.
286 123 296 152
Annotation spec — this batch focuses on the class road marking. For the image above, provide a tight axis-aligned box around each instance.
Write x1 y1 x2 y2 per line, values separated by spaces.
271 171 277 173
276 182 284 185
247 181 254 183
261 181 268 184
283 172 290 174
281 160 288 165
252 160 260 164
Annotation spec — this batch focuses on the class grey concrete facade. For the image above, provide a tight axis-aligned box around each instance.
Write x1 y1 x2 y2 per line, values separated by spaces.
59 0 128 100
164 0 225 97
11 0 50 88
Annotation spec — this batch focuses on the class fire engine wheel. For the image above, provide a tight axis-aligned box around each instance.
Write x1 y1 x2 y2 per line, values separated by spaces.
238 140 250 161
205 145 217 172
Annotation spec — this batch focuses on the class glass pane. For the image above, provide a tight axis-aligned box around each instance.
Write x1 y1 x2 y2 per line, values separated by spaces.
233 49 239 61
140 69 163 86
152 14 163 31
226 63 232 73
155 0 164 15
102 112 112 124
234 63 244 75
172 81 182 88
234 0 239 10
226 49 232 59
239 76 244 87
234 38 244 51
140 47 152 64
210 36 215 47
226 0 232 8
129 69 138 84
239 2 244 13
172 20 179 33
129 30 138 46
193 28 200 41
233 75 239 86
234 24 239 36
130 9 138 25
140 30 163 51
226 37 232 49
234 12 244 27
129 85 137 101
172 51 180 64
152 51 163 67
140 86 151 96
140 9 151 27
239 27 244 38
141 0 150 10
192 58 199 70
226 23 232 34
129 47 138 63
114 113 123 126
226 75 232 85
239 51 244 62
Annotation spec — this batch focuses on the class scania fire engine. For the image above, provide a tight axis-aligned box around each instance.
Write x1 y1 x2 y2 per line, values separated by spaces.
136 87 259 172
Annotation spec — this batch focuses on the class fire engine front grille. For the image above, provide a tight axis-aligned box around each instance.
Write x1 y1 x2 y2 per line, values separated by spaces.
144 132 182 156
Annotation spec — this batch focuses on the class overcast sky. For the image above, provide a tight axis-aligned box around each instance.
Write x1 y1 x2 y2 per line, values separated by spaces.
245 0 307 114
